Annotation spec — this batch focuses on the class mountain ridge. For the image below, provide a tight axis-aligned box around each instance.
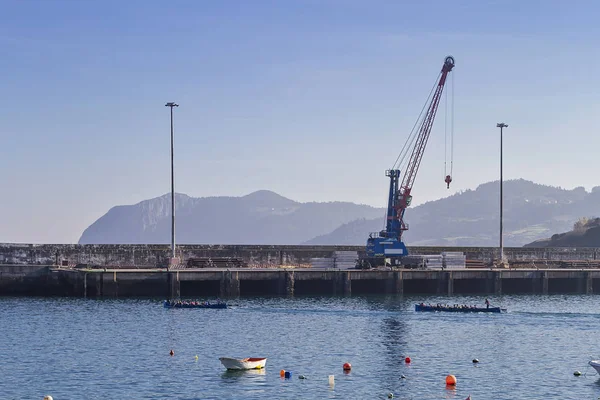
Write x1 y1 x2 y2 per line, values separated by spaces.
303 179 600 247
78 190 384 245
79 180 600 247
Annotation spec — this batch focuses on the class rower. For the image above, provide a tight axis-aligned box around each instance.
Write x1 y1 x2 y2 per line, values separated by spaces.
485 298 490 309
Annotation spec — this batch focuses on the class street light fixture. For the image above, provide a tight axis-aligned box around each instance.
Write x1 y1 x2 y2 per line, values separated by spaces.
496 122 508 265
165 102 179 267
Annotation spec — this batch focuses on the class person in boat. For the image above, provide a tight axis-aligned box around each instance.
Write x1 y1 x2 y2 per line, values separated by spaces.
485 298 490 309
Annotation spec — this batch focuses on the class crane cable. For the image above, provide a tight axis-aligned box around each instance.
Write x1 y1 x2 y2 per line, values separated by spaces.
451 70 454 176
444 71 455 178
444 76 448 178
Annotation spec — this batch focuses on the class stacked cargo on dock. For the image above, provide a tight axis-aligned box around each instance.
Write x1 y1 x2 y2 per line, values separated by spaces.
310 258 334 269
333 251 358 269
422 252 466 269
442 252 467 268
310 251 358 269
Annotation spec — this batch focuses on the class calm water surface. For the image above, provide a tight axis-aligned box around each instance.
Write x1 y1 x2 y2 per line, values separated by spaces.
1 294 600 399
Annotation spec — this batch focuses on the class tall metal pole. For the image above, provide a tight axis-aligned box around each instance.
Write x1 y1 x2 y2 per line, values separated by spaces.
166 102 179 263
496 123 508 263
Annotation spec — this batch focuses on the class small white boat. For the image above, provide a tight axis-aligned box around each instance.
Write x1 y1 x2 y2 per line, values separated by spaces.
219 357 267 370
589 360 600 374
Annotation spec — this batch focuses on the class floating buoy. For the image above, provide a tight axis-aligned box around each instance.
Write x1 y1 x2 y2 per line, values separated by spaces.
388 393 394 399
343 362 352 371
299 375 307 379
472 358 479 363
194 355 198 361
400 375 406 379
280 369 285 377
405 356 411 363
43 396 53 400
446 374 457 385
574 370 582 376
328 375 335 385
285 371 292 379
169 350 174 356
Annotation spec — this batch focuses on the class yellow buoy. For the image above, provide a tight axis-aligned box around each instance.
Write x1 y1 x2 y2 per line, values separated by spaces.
445 374 457 385
194 355 199 361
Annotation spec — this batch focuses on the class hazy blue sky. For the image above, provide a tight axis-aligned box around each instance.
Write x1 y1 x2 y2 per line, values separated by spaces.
1 0 599 243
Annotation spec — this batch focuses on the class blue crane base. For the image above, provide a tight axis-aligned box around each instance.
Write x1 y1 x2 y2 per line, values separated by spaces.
356 236 408 269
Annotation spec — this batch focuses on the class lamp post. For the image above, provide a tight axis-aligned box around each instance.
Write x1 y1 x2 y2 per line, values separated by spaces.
496 122 508 264
165 102 179 266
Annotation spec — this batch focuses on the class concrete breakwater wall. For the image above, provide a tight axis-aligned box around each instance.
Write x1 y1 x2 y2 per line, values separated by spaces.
1 243 599 268
2 267 600 298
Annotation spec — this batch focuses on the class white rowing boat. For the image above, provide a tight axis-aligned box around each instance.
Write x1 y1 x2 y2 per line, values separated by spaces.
589 360 600 374
219 357 267 370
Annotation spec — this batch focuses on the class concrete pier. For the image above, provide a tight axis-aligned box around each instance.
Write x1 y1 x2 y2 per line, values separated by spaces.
586 272 593 294
447 272 454 296
3 266 600 298
494 272 502 295
220 270 240 297
285 271 294 296
169 272 180 299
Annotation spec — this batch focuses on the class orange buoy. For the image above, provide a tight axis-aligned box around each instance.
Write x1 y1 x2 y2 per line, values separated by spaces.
343 362 352 371
405 356 411 363
280 369 286 377
445 374 457 385
169 349 174 356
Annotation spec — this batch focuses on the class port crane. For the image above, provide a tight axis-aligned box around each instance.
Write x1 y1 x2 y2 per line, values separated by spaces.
357 56 455 269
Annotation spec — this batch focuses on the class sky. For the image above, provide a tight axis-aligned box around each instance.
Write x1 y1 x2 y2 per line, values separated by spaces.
1 0 599 243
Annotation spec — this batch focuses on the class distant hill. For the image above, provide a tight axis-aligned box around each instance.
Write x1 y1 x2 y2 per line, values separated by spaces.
80 180 600 246
524 217 600 247
78 190 384 244
304 180 600 247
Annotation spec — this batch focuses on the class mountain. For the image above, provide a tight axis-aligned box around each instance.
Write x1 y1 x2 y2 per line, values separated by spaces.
78 190 384 244
304 180 600 247
524 217 600 247
80 180 600 246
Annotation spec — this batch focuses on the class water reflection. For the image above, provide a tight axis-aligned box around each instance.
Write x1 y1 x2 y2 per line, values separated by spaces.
378 312 409 395
381 316 408 366
444 384 457 399
220 368 266 383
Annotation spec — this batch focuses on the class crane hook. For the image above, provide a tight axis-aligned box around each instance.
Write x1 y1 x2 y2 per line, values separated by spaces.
445 175 452 189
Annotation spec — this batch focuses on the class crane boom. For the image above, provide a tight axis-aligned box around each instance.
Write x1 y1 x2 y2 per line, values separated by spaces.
397 56 455 234
357 56 455 269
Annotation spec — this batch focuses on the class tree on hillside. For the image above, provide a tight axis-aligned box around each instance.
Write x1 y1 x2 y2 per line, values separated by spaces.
573 217 590 232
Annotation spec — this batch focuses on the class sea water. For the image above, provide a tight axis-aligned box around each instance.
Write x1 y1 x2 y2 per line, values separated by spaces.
1 295 599 399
